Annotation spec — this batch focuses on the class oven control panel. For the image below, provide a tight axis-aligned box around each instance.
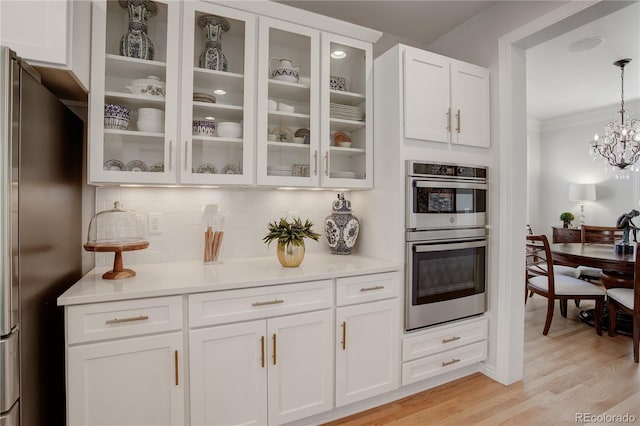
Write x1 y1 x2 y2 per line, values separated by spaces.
408 161 487 181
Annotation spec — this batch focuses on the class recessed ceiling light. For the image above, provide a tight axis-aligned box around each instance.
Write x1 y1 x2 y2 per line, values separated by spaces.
568 36 605 52
205 116 215 121
213 89 226 95
331 50 347 59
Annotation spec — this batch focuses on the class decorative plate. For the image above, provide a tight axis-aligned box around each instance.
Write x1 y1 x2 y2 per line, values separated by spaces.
197 163 218 174
271 126 294 142
193 92 216 103
222 164 241 174
332 131 351 146
124 160 148 172
294 128 310 144
149 162 164 173
103 159 125 171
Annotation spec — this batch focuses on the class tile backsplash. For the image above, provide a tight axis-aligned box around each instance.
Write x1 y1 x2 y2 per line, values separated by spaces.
95 187 352 266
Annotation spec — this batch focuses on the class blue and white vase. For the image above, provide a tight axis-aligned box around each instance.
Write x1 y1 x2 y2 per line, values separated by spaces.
198 15 230 71
119 0 157 60
324 193 359 255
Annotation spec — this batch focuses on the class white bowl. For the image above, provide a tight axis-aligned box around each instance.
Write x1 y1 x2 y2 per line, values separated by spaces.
127 76 165 97
138 107 163 121
293 137 305 144
336 141 352 148
278 102 295 113
268 134 277 141
137 119 163 133
268 99 278 111
216 122 242 138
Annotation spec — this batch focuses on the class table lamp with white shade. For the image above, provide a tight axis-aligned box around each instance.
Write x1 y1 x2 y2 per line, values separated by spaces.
569 183 597 225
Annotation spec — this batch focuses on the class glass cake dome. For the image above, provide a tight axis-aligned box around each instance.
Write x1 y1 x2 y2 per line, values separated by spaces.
84 202 149 280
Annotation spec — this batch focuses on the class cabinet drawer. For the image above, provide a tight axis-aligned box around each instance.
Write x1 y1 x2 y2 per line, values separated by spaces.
67 296 183 344
336 272 398 306
402 340 487 386
403 317 487 362
189 280 333 327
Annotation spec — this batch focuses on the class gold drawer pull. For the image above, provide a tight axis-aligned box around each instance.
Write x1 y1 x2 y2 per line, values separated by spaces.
252 299 284 307
341 321 347 350
272 333 277 365
260 336 265 368
442 358 460 367
360 285 384 292
442 336 461 344
105 315 149 325
174 350 179 386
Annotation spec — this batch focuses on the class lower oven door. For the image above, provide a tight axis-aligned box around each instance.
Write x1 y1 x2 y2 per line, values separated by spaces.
406 238 487 331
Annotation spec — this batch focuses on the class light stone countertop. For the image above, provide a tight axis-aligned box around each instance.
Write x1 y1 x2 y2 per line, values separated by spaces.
57 254 401 306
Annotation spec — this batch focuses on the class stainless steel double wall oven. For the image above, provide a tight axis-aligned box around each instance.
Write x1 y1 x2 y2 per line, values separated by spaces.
405 161 488 331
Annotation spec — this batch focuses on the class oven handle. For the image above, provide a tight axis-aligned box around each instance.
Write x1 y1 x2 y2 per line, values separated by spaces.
413 239 486 253
414 180 487 190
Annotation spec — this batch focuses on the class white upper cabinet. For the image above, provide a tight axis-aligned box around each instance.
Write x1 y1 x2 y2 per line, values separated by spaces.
256 17 320 187
403 47 490 148
0 0 90 91
179 2 256 185
89 0 180 184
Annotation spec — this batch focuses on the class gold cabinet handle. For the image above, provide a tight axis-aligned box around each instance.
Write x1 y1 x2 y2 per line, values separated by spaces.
442 336 461 344
360 285 384 292
174 350 179 385
446 108 451 131
184 141 189 171
272 333 277 365
168 140 172 171
341 321 347 350
252 299 284 307
260 336 265 368
105 315 149 325
324 151 329 176
456 109 461 133
442 358 460 367
313 150 318 175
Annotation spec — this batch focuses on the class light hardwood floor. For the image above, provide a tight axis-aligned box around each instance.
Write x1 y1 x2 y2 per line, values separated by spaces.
324 297 640 425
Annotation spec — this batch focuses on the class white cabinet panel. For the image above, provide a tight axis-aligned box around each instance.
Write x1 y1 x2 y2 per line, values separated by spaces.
336 272 398 306
335 299 400 407
67 332 184 426
189 321 267 426
451 62 490 148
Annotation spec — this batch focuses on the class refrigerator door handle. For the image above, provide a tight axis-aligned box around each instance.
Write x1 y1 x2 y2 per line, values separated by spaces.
0 332 19 414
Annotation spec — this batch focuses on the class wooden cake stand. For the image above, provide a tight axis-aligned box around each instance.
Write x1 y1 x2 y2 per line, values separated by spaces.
84 240 150 280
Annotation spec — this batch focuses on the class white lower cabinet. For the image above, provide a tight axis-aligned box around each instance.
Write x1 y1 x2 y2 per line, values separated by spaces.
335 299 400 406
67 332 185 426
188 281 334 426
401 316 488 386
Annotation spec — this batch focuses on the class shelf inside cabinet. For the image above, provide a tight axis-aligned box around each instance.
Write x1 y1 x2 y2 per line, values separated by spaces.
105 54 167 79
329 118 366 132
193 68 244 93
267 141 310 150
329 146 366 156
191 136 243 145
330 90 365 106
104 129 164 138
193 103 244 122
105 92 166 109
268 79 310 102
268 111 310 128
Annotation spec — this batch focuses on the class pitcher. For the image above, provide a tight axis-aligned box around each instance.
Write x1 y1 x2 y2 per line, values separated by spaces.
270 57 301 82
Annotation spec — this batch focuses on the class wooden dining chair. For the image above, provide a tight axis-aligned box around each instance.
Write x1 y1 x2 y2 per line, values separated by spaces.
607 244 640 362
526 234 606 335
581 225 623 244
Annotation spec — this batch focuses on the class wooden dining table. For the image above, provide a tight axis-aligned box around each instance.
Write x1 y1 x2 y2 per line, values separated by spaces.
550 243 635 288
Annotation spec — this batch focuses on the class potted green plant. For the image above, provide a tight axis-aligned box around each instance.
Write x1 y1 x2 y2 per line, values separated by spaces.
263 217 320 267
559 212 575 228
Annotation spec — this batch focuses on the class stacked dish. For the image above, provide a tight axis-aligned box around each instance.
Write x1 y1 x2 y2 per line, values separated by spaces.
127 76 165 97
193 120 216 136
267 165 292 176
330 171 356 179
104 104 130 130
330 103 363 121
193 92 216 103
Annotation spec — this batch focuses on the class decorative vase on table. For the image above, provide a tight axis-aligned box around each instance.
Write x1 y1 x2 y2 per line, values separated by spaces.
277 240 305 268
119 0 157 60
198 15 230 71
325 193 359 255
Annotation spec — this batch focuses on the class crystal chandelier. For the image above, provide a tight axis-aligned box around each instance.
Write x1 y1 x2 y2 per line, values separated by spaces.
589 58 640 178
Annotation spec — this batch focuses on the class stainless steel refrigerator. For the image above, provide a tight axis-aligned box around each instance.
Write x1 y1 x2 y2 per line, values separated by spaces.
0 47 83 426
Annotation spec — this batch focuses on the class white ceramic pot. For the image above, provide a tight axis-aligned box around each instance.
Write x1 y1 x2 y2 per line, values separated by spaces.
278 102 295 113
216 122 242 138
137 119 163 133
137 108 164 132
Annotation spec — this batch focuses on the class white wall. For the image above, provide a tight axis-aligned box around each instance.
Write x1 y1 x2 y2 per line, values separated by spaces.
94 187 352 267
527 118 542 233
536 99 640 238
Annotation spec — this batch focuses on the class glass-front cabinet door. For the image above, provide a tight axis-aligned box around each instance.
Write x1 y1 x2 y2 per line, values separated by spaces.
89 0 180 184
179 2 256 185
320 33 372 189
256 18 320 187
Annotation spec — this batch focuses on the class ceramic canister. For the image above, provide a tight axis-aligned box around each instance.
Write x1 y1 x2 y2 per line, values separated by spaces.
324 193 359 255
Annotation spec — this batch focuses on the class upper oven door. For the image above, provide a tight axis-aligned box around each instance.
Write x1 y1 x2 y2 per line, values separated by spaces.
406 179 487 229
